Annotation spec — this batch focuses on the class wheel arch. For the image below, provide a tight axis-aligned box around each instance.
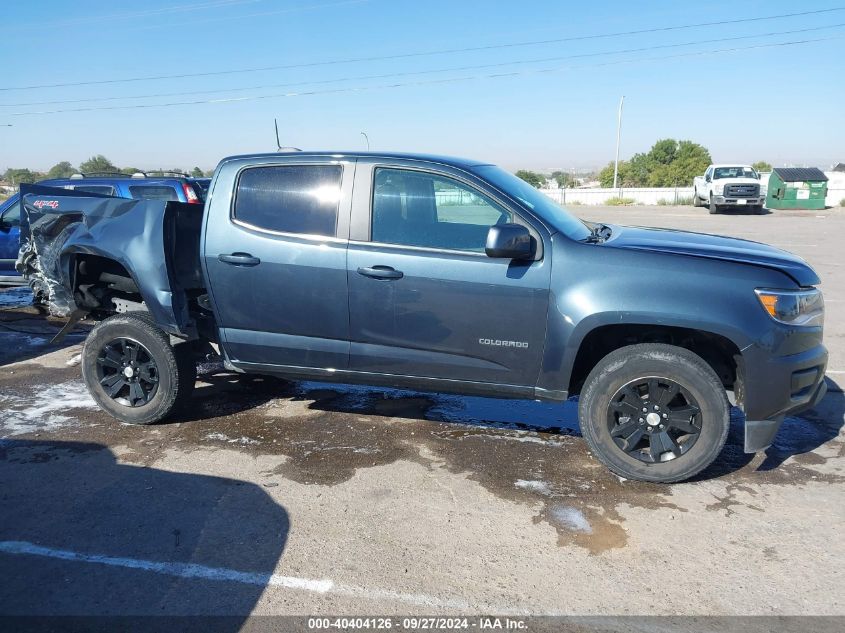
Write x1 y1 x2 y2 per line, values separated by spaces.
562 319 746 397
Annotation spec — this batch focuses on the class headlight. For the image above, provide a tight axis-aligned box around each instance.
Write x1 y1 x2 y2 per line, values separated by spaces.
755 288 824 327
714 183 724 194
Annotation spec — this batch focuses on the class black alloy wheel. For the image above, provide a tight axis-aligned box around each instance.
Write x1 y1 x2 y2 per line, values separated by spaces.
95 337 160 407
607 376 702 464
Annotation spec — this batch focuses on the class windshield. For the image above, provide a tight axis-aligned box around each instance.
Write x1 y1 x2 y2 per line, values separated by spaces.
473 165 592 240
713 166 758 180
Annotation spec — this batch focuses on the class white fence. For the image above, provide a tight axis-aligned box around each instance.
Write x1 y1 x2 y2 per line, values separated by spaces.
539 187 695 206
540 173 845 208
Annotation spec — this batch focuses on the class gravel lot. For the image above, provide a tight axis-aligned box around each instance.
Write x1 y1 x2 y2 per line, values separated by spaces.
0 205 843 620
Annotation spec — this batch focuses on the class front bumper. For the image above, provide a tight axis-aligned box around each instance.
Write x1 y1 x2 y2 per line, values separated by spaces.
740 341 828 453
713 196 765 206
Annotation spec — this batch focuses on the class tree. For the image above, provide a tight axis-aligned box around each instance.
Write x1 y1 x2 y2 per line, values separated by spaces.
3 168 41 185
46 161 77 179
79 154 118 174
204 169 215 177
191 167 204 178
752 161 772 172
550 170 577 188
598 139 711 187
515 170 546 188
120 166 143 175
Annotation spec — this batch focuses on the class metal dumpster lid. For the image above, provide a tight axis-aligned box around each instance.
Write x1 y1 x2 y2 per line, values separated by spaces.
772 167 828 182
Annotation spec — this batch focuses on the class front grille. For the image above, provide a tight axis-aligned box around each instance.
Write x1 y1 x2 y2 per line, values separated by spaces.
725 183 759 198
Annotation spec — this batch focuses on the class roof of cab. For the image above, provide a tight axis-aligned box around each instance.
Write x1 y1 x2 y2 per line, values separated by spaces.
219 151 493 169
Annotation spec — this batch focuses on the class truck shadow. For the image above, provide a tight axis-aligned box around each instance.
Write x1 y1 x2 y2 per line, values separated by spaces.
0 439 289 621
697 378 844 479
178 369 843 482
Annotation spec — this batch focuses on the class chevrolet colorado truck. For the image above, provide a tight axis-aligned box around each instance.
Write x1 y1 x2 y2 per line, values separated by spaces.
16 152 828 482
693 164 766 214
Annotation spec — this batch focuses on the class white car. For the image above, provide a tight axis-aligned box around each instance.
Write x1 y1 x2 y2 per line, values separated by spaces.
693 164 766 214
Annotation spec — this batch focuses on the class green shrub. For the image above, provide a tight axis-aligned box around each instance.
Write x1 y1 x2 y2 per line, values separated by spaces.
565 200 583 206
605 197 637 206
840 198 845 208
658 196 694 206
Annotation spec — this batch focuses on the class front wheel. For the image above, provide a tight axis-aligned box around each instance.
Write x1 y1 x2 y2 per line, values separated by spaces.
708 194 719 214
82 312 196 424
578 344 730 483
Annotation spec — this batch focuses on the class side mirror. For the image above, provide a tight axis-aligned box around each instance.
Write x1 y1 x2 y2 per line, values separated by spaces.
485 223 533 260
705 175 711 183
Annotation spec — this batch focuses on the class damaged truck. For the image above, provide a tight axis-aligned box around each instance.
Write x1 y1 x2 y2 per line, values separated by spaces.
16 151 828 482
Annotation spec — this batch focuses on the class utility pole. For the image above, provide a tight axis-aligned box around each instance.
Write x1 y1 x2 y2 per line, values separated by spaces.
360 131 370 151
612 96 625 190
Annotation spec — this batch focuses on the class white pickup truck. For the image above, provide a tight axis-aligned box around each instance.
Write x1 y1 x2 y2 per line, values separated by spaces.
693 164 765 214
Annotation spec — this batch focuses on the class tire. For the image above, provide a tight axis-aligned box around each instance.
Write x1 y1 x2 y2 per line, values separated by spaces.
82 312 196 425
708 194 719 214
692 188 701 207
753 205 766 215
578 343 730 483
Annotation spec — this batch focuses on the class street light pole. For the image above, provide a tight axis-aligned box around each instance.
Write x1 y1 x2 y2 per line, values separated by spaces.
612 96 625 191
360 131 370 151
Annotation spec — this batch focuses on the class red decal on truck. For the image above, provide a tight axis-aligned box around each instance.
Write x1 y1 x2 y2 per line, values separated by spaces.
33 200 59 209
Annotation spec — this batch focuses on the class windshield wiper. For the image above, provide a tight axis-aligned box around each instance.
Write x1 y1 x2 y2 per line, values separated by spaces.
584 223 612 243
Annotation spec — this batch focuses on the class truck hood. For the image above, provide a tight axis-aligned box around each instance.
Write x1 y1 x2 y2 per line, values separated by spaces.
601 225 820 286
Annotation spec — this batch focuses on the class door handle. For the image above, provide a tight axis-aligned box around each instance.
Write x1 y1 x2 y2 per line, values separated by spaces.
218 253 261 267
357 265 403 280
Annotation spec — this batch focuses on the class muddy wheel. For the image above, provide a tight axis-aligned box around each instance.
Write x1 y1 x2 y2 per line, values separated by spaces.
578 344 729 483
708 194 719 214
82 312 196 425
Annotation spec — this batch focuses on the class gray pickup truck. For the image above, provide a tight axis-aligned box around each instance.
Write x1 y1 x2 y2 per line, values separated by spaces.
16 151 828 482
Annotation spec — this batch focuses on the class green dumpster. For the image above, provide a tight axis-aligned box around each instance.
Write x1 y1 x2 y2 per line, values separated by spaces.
766 167 828 210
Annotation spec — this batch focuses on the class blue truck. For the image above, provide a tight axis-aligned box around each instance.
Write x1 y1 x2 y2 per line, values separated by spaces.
0 173 203 285
15 152 827 482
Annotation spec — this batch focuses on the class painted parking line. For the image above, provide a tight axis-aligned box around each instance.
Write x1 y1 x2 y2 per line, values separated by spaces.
0 540 515 613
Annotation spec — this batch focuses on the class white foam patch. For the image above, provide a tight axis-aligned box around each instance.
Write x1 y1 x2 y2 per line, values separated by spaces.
549 505 593 534
514 479 553 496
0 380 96 436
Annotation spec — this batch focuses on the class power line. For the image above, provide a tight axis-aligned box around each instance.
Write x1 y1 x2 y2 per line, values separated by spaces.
10 35 841 117
4 22 843 108
2 6 842 92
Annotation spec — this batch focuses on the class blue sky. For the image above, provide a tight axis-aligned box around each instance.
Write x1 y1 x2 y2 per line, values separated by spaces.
1 0 843 172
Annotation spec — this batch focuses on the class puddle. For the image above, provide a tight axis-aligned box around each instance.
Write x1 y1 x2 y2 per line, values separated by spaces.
0 287 33 308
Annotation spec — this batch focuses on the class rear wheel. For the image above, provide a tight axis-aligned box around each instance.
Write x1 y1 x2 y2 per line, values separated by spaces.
82 312 196 425
708 194 719 214
578 344 730 483
692 188 701 207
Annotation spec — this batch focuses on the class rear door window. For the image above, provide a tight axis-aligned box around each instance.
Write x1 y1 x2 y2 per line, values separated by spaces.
233 165 342 237
73 185 115 196
129 185 180 201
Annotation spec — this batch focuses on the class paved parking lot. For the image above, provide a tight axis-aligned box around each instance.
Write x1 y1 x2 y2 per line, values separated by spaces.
0 205 843 618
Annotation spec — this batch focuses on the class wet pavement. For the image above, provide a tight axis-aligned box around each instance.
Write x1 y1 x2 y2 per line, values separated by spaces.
1 206 844 616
